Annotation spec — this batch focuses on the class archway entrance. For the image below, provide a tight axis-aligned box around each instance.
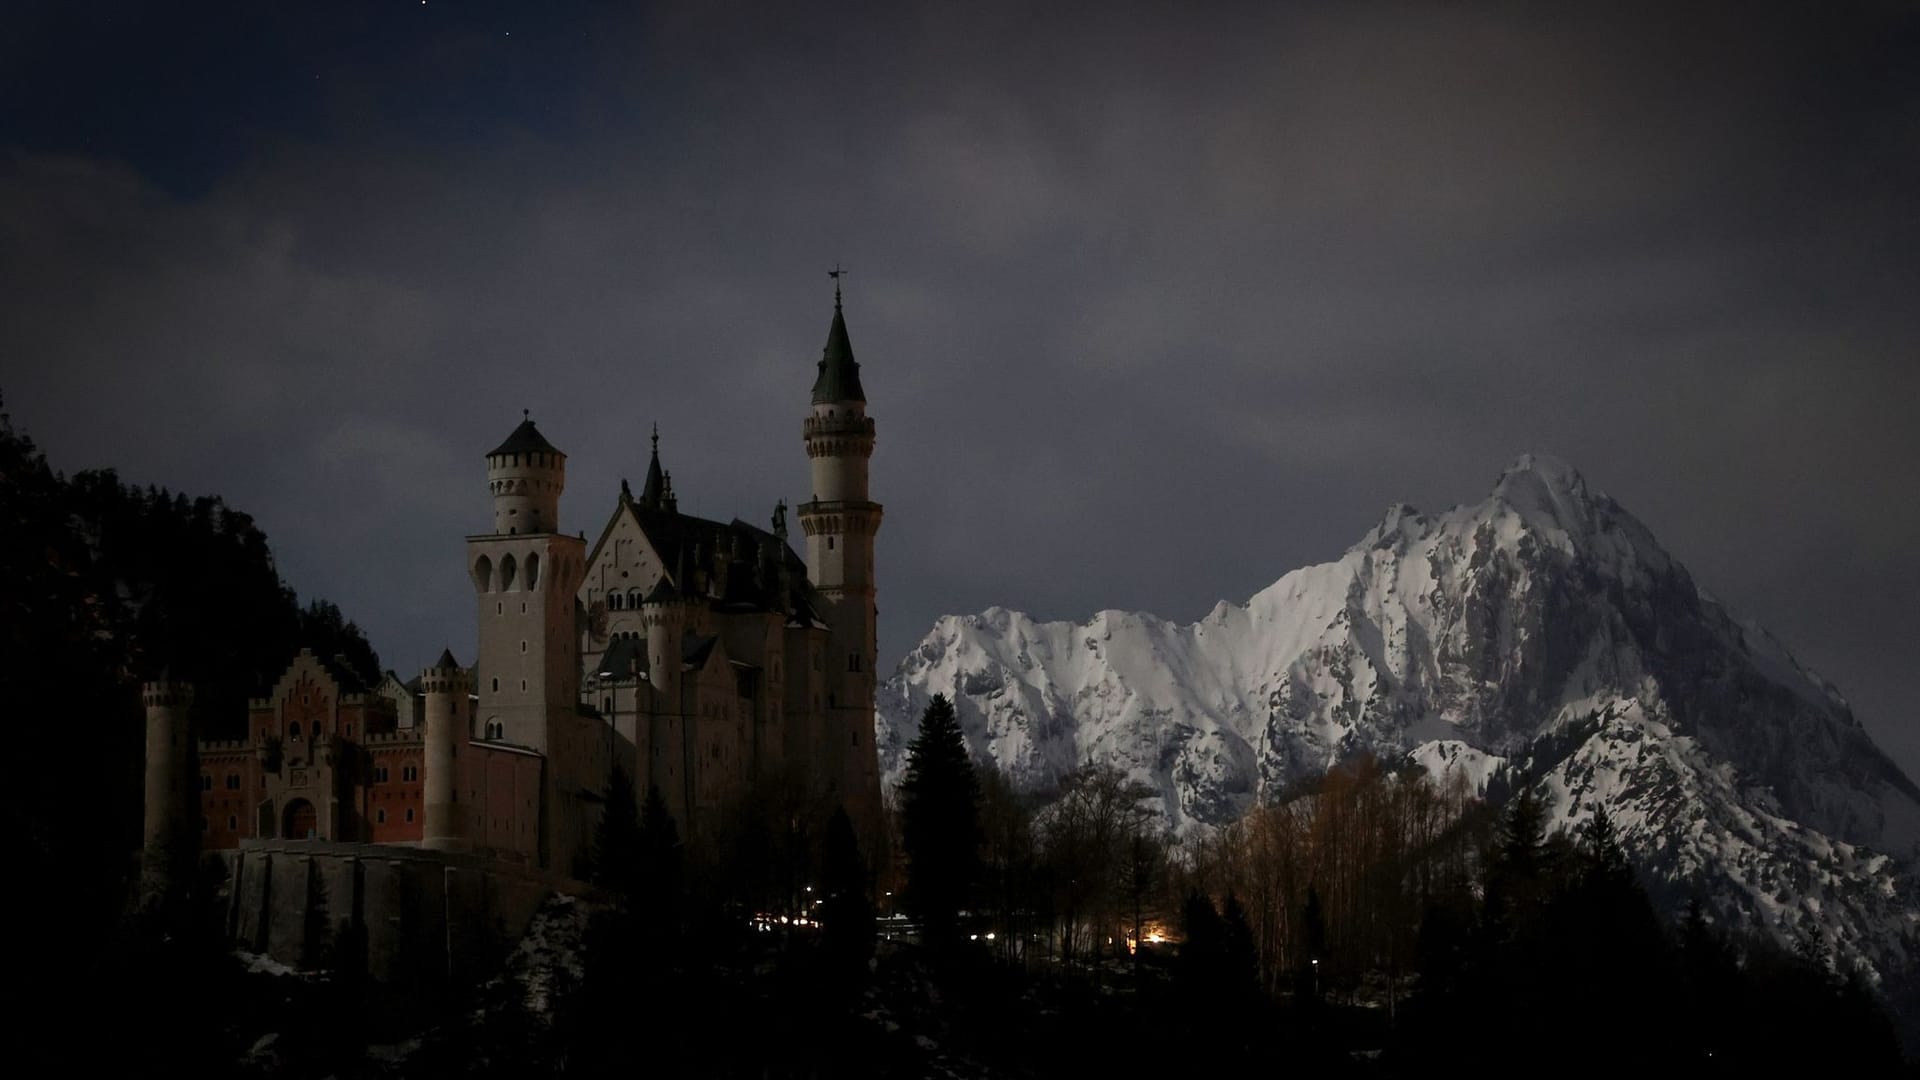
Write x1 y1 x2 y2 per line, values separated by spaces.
283 799 317 840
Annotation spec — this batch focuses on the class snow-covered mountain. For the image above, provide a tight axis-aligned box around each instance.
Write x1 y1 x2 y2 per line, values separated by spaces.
878 454 1920 982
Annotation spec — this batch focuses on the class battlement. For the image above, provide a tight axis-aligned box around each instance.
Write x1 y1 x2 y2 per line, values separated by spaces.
143 682 194 709
198 737 250 755
364 730 427 748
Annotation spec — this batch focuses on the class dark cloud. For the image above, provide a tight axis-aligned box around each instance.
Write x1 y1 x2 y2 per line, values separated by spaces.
4 1 1916 777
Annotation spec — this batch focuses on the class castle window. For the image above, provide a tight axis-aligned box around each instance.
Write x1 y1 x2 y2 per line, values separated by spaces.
521 640 528 653
226 772 241 790
376 809 386 825
228 815 238 830
405 808 415 823
201 774 213 792
375 765 390 783
345 724 352 736
403 764 418 782
848 653 861 673
492 678 500 692
289 722 302 739
827 536 835 551
521 679 528 691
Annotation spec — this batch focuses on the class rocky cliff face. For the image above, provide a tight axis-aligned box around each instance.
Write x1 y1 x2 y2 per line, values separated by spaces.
878 455 1920 982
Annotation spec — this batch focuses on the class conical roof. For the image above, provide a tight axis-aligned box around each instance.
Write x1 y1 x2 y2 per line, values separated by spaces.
641 424 666 508
488 415 562 458
810 302 866 404
434 647 459 670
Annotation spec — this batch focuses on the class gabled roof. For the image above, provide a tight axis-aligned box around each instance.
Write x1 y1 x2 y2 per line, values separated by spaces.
598 635 646 679
488 417 562 459
682 634 718 668
811 301 866 404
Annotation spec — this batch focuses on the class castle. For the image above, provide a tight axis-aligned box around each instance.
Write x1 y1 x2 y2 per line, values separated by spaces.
142 290 886 890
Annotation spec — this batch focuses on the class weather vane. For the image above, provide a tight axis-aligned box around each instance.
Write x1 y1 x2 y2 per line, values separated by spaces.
829 262 847 306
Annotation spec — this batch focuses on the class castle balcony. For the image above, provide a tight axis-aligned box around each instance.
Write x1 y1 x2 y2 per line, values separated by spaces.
802 414 875 440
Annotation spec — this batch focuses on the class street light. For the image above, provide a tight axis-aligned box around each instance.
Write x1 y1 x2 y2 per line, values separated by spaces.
1311 958 1320 999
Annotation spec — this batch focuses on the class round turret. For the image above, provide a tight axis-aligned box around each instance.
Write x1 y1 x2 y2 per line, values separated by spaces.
486 414 566 535
141 674 196 899
420 649 471 851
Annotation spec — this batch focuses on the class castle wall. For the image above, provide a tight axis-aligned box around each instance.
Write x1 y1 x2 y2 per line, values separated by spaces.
467 742 543 861
224 840 574 984
365 738 426 843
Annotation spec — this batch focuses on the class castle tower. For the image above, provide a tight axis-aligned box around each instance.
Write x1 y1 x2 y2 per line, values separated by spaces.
141 673 196 900
421 648 472 851
796 283 885 841
469 414 586 755
641 579 692 827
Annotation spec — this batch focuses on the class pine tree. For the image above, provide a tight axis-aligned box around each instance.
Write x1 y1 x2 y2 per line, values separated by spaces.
637 783 683 933
592 765 642 897
898 694 981 948
820 807 876 983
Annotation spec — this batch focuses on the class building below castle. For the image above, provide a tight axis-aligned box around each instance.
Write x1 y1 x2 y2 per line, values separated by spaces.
142 291 886 887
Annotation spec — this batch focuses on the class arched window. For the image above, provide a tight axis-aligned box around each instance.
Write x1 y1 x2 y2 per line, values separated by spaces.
402 763 418 782
609 593 622 611
200 773 213 792
472 555 494 592
376 808 386 825
628 588 642 607
289 722 302 740
226 772 241 790
500 553 518 591
526 551 541 590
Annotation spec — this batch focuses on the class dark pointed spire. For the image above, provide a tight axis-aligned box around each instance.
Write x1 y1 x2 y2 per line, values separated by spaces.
640 423 666 509
434 647 459 670
812 272 866 404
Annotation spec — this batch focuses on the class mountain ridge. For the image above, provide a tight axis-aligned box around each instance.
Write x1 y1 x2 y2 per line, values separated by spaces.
877 454 1919 986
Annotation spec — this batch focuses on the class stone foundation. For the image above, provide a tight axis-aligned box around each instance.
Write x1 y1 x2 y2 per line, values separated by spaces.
222 840 580 984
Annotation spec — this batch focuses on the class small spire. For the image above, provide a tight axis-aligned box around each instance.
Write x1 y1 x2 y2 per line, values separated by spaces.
829 263 846 308
640 424 666 509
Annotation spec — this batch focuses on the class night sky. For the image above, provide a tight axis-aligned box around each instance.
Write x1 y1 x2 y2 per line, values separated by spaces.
4 2 1915 779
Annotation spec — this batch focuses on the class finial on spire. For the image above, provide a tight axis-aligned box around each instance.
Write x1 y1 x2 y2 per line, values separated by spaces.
829 263 847 308
651 422 659 455
523 408 530 420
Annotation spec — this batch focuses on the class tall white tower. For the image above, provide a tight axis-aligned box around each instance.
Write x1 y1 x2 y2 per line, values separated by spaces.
420 648 471 851
796 282 884 842
469 414 585 756
141 673 195 902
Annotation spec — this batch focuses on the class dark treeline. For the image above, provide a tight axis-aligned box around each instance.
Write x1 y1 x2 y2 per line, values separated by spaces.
430 694 1911 1076
1 399 380 1072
